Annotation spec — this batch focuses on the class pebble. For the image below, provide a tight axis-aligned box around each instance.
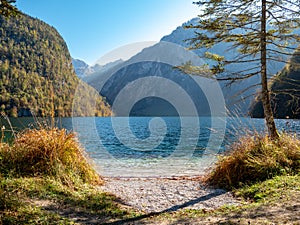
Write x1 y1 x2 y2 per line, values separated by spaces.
100 176 240 213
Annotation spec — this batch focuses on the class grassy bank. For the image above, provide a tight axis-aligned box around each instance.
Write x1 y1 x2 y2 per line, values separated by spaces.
206 133 300 189
133 133 300 224
0 127 138 224
0 129 299 224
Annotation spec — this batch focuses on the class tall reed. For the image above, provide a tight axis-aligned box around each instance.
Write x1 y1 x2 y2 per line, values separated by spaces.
206 133 300 189
0 127 102 185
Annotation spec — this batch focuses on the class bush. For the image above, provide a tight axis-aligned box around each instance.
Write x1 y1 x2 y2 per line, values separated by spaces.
0 128 102 185
206 133 300 189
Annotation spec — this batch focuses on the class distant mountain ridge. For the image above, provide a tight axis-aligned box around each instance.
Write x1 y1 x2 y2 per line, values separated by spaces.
83 18 297 117
72 58 124 78
72 58 92 78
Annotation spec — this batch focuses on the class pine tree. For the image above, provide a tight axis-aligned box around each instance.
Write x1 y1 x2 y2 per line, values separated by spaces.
185 0 300 139
0 0 18 17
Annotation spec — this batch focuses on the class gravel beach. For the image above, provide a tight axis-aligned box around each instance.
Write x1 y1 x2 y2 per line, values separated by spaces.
100 176 241 213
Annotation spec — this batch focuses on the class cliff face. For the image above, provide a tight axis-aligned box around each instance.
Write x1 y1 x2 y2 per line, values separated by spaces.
0 13 112 117
250 48 300 119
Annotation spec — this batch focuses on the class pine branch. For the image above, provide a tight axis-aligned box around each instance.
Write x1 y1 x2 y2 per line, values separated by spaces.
266 48 296 56
216 71 260 81
266 42 298 51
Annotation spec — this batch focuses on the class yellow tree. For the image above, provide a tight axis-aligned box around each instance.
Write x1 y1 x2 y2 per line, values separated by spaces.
0 0 18 17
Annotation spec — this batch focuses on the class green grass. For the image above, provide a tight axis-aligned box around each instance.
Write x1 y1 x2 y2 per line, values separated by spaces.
235 174 300 202
0 127 138 224
0 176 136 224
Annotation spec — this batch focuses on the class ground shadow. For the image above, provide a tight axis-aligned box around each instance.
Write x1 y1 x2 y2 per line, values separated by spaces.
102 191 224 225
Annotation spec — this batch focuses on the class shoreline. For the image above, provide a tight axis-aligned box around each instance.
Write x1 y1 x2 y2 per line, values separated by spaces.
100 175 241 213
101 175 206 180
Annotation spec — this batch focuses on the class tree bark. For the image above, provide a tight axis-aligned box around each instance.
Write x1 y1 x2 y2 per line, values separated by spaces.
260 0 279 139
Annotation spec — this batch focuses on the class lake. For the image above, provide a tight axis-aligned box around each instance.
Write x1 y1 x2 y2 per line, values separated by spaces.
1 116 299 177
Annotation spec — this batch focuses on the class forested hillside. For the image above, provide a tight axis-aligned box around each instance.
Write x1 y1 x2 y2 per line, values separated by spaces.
0 13 112 117
250 47 300 119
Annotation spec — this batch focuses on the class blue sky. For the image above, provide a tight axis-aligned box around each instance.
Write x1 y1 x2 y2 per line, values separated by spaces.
17 0 199 65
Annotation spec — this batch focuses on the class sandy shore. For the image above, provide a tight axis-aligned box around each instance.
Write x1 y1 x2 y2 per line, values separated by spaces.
100 176 241 213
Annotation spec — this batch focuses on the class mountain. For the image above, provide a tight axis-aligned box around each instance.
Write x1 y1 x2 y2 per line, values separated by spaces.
84 18 292 117
72 58 124 78
97 59 124 73
0 13 112 117
161 19 293 114
72 58 91 78
83 41 222 116
250 47 300 119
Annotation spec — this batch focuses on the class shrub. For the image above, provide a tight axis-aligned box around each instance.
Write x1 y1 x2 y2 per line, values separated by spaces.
0 128 102 185
206 133 300 189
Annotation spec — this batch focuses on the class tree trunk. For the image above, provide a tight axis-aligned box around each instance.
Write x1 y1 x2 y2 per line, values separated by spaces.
260 0 279 139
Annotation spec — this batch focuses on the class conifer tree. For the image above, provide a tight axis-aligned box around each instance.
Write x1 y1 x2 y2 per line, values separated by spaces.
0 0 18 17
185 0 300 139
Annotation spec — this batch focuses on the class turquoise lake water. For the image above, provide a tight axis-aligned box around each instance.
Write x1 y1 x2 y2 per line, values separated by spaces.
1 117 299 177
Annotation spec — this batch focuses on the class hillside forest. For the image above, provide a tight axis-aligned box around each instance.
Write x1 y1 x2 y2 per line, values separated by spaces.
0 13 112 117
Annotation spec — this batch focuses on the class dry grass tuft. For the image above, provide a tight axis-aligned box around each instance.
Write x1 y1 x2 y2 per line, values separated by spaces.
0 128 102 185
206 133 300 189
